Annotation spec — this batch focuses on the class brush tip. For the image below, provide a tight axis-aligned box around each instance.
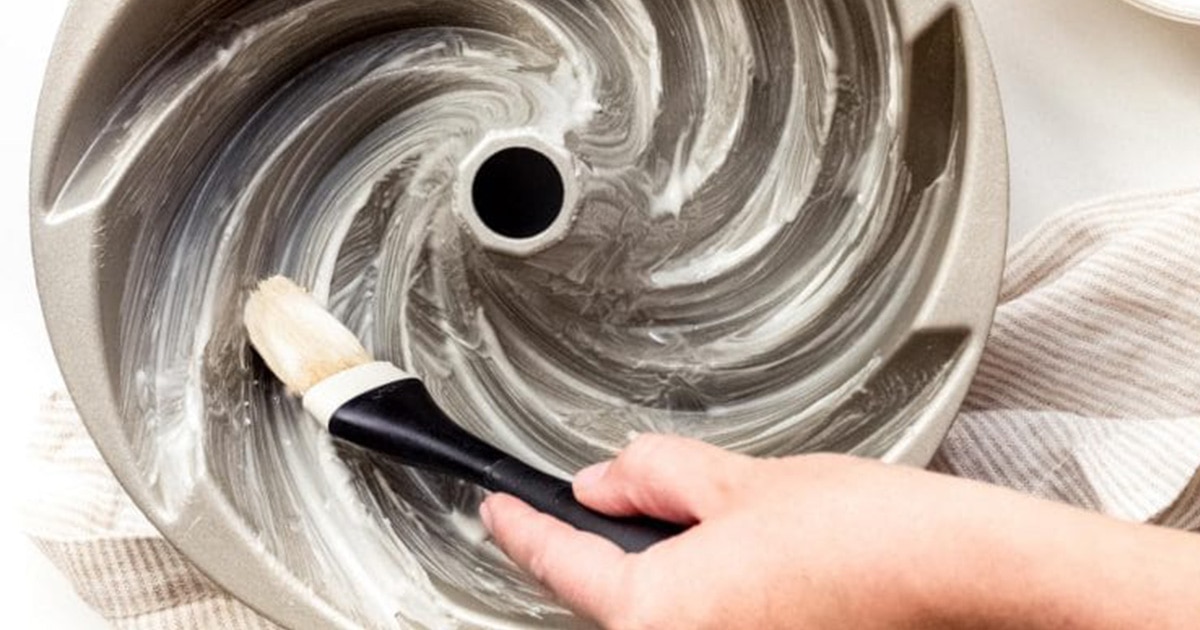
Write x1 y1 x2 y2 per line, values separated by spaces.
243 276 373 396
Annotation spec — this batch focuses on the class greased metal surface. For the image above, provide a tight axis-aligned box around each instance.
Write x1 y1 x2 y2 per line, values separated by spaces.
32 0 1007 627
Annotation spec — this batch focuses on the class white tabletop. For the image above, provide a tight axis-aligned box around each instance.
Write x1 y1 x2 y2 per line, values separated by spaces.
2 0 1198 627
975 0 1200 241
2 4 108 627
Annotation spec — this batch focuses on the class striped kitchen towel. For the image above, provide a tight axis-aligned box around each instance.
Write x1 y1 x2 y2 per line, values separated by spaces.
931 188 1200 530
22 189 1200 628
22 392 279 629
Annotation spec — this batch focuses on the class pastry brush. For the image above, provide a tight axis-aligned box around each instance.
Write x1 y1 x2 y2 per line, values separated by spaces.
243 276 682 553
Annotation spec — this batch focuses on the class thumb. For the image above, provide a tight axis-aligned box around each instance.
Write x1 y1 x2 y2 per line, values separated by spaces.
573 434 749 524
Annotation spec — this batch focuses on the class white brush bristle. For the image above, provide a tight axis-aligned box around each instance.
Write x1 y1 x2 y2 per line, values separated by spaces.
243 276 373 396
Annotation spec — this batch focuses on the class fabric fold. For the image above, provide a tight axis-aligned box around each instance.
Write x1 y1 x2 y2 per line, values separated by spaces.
932 189 1200 531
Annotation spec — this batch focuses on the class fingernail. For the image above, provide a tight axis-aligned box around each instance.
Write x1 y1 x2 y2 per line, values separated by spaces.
574 461 612 489
479 497 495 533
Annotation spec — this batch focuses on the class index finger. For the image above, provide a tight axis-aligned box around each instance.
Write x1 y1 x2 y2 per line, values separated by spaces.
482 493 629 622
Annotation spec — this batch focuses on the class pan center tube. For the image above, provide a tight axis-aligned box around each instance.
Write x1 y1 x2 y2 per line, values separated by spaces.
457 134 578 256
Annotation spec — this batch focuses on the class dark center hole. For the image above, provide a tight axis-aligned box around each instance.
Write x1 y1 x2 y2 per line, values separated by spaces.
471 147 565 240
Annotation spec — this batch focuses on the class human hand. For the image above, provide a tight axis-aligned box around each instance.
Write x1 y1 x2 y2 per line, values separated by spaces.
480 435 1200 629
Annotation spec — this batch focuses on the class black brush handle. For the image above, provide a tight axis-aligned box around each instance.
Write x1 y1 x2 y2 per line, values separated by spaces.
484 458 684 553
329 379 684 553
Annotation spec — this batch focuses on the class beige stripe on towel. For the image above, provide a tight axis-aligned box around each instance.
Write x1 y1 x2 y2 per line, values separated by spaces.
24 189 1200 627
931 189 1200 531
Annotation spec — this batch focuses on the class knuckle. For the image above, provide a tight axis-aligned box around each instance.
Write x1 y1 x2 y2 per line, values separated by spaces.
790 452 857 476
604 567 669 630
607 609 661 630
616 434 672 474
503 511 546 561
524 525 567 584
526 546 554 584
706 465 746 507
804 452 849 467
